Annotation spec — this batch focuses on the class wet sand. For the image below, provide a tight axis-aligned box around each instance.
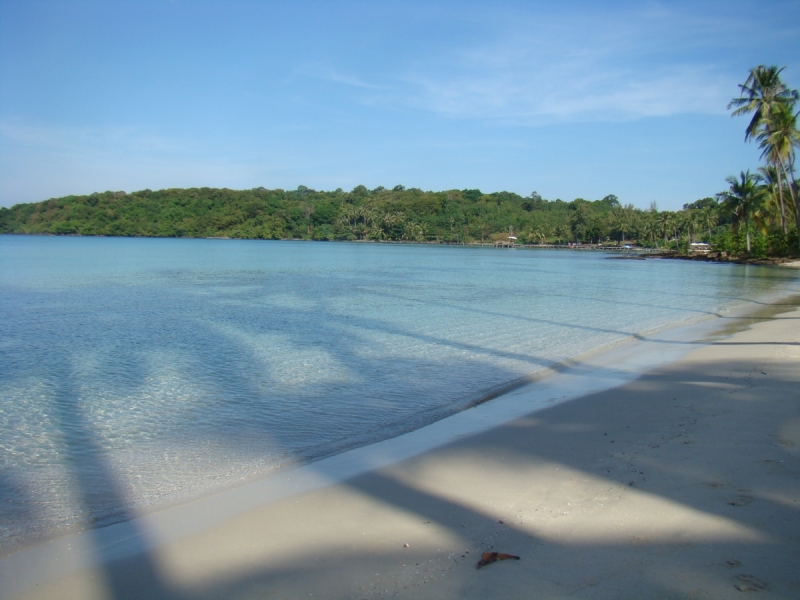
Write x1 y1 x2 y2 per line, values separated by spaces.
1 301 799 599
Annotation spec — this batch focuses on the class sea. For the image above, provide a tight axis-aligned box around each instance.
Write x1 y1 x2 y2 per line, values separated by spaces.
1 235 799 552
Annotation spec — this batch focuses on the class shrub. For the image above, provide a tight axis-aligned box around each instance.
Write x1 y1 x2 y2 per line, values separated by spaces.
313 224 335 241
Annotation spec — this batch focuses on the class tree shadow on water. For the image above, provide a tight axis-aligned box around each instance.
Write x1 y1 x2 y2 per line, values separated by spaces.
13 355 796 600
42 366 177 600
4 268 799 599
181 356 799 599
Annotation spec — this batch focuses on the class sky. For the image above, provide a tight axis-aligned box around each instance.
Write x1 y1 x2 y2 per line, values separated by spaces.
1 0 799 210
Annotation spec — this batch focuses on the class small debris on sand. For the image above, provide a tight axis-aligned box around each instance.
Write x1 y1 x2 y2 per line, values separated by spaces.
476 552 520 569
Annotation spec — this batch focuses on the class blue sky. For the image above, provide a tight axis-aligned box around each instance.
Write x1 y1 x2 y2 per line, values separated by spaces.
1 0 799 210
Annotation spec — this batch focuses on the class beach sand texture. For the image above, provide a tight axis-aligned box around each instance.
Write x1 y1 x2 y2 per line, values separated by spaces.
2 303 799 599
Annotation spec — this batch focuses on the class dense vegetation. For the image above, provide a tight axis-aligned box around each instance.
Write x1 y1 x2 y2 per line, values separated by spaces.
1 66 798 258
0 185 655 245
717 65 800 257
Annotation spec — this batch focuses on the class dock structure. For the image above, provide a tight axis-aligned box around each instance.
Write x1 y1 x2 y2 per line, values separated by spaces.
494 226 518 247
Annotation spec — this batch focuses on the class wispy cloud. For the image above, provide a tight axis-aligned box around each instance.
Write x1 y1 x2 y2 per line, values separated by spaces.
402 61 729 124
335 2 779 125
299 66 390 90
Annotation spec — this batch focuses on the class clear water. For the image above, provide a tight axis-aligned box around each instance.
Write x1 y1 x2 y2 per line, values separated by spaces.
1 236 798 550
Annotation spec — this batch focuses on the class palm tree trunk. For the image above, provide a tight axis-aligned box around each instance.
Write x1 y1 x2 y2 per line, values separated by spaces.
745 212 751 254
779 160 800 251
793 183 800 252
775 165 787 235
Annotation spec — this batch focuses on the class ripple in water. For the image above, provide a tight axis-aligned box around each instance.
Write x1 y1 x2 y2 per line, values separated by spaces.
1 236 798 550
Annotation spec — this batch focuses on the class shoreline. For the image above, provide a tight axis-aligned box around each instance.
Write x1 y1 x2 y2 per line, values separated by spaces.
1 284 793 559
5 232 799 265
3 235 799 560
2 291 799 599
647 251 800 267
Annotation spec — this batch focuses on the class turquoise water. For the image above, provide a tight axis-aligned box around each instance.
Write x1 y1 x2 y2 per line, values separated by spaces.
1 235 798 549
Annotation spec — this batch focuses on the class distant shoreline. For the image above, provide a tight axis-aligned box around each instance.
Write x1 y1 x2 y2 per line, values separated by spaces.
651 251 800 267
7 232 800 266
0 231 679 252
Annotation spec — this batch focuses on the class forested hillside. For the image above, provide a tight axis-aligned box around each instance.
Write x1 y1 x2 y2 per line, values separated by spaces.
0 185 719 245
0 185 627 243
1 181 797 257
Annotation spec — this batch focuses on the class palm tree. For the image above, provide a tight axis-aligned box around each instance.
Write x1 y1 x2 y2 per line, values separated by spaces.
730 65 799 250
380 211 405 239
758 102 800 248
640 219 659 248
529 225 551 245
656 212 674 247
678 210 696 243
610 206 635 245
756 165 785 232
717 171 765 254
699 206 718 241
728 66 798 142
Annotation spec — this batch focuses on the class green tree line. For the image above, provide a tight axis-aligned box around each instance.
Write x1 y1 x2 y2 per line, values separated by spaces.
0 66 797 257
0 185 631 244
0 184 765 250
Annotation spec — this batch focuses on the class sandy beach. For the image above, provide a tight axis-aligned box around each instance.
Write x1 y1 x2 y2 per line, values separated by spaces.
2 298 799 600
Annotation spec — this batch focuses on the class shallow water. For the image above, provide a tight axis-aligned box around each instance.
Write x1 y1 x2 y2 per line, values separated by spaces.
1 236 798 549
